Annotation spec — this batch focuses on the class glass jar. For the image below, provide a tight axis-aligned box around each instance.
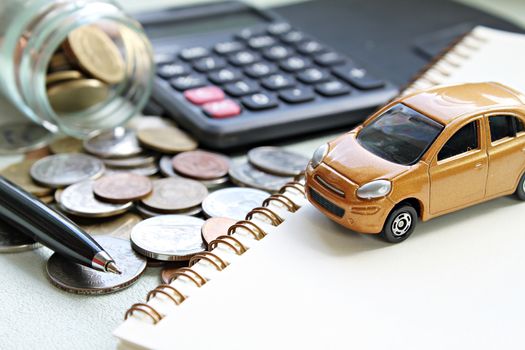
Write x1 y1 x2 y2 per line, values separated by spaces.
0 0 154 138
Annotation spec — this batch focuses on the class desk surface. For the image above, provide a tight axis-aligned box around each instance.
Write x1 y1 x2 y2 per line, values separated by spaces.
1 1 525 349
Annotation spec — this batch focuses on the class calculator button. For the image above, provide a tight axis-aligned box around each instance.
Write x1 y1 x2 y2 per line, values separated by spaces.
224 80 260 97
296 40 326 55
314 51 346 67
244 62 278 78
184 86 225 105
279 56 312 72
193 57 227 72
208 68 242 84
228 51 261 66
279 87 315 104
315 80 351 96
280 30 308 44
261 74 296 90
247 35 277 50
170 75 207 91
157 63 188 79
241 93 279 110
214 41 244 55
296 68 331 84
203 99 242 119
179 47 209 61
332 65 385 90
267 22 292 36
235 28 262 41
262 45 294 61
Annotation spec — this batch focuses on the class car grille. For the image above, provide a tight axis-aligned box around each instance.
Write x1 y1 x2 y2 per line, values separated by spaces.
309 187 345 218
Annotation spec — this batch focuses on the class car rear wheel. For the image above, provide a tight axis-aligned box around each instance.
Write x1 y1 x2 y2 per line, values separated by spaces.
381 204 418 243
516 173 525 201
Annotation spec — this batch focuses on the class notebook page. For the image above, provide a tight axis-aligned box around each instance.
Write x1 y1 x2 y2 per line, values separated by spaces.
116 198 525 350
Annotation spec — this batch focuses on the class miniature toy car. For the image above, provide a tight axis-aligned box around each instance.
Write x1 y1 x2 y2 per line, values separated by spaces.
306 82 525 242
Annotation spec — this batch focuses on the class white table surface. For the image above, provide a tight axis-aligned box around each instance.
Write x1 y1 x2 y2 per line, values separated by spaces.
1 1 524 349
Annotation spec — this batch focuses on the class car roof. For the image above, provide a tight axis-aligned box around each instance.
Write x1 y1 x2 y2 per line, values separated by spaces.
401 82 525 125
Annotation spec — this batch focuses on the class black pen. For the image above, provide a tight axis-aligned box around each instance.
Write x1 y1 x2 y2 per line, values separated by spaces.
0 176 121 274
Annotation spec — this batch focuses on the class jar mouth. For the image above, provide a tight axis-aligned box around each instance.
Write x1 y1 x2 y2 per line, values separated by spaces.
17 1 154 138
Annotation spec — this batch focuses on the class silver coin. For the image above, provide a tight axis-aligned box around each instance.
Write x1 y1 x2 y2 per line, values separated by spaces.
228 161 293 192
159 155 227 188
0 121 53 155
46 235 146 294
0 220 41 253
105 164 159 177
83 127 142 158
30 153 105 188
201 187 269 220
130 215 206 261
135 203 202 218
248 146 310 176
102 153 157 168
60 180 132 218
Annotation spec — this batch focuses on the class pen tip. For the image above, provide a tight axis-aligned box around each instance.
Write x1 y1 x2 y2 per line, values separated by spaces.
106 261 122 275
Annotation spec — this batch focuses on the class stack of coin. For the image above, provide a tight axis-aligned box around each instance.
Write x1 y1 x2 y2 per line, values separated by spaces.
46 25 125 114
170 150 230 187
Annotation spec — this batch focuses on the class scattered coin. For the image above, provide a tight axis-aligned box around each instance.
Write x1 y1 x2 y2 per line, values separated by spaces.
78 212 142 240
65 26 125 84
30 153 105 188
229 161 293 192
159 155 180 177
102 153 156 168
135 202 202 218
60 180 131 218
201 217 237 246
0 160 52 196
46 70 84 86
49 136 84 154
172 150 230 180
0 122 53 155
39 194 55 204
93 173 152 203
141 178 208 213
147 258 167 268
0 220 41 253
84 127 142 158
105 163 159 177
248 146 310 176
127 115 176 130
48 79 109 114
137 127 198 154
202 187 269 220
46 236 146 294
25 146 51 160
130 215 206 261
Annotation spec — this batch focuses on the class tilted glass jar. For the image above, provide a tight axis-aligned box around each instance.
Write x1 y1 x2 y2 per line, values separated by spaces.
0 0 154 137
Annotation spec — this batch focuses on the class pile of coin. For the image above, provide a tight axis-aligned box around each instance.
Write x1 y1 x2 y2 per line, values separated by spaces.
46 25 125 114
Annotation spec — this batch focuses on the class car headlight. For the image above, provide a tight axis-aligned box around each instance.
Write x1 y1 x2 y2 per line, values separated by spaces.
311 143 329 168
356 180 392 199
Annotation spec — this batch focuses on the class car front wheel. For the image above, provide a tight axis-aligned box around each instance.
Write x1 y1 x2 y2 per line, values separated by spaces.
516 172 525 201
381 204 418 243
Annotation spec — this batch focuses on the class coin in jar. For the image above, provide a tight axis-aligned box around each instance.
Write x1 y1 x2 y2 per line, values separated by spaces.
78 212 142 240
30 153 105 188
49 136 84 154
201 187 268 220
141 178 208 213
0 160 52 196
60 180 131 218
93 173 153 203
48 79 109 114
137 127 197 154
84 127 142 158
228 161 292 192
130 215 206 261
45 70 83 86
201 217 237 246
172 150 230 180
0 122 53 155
248 146 310 176
0 220 41 253
46 236 146 294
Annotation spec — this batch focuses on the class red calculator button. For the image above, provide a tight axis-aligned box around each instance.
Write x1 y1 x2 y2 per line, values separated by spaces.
184 86 225 105
203 99 242 119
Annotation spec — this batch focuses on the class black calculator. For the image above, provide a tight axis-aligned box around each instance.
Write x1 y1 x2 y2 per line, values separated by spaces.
137 1 398 149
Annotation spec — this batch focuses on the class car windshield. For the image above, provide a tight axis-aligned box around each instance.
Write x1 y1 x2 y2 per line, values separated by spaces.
357 104 444 165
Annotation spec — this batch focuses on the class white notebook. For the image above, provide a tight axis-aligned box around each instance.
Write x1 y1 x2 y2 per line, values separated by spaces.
115 25 525 349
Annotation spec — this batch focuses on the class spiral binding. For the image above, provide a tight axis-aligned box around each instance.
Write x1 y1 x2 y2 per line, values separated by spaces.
401 28 487 96
124 180 306 324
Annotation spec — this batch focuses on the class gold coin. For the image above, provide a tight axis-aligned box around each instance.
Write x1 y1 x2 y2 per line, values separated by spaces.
49 136 84 154
66 26 125 84
78 212 142 240
0 160 52 196
137 127 198 154
46 70 84 86
48 52 73 72
48 79 109 113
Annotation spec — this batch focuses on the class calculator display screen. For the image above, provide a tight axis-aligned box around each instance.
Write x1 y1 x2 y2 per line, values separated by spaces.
145 11 268 39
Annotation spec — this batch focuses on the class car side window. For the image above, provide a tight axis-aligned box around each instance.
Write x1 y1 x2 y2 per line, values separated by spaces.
437 121 479 161
515 116 525 133
489 115 516 142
